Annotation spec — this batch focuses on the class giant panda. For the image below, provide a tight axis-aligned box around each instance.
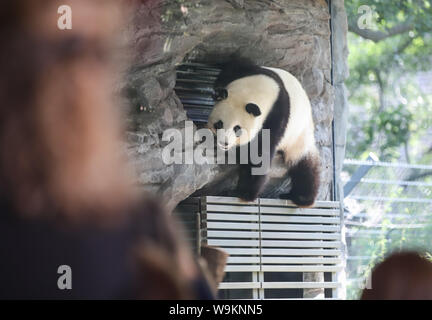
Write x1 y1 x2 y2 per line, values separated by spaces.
207 59 320 207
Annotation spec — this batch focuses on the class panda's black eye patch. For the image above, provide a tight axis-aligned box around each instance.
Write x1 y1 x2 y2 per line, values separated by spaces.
245 103 261 117
213 120 223 130
213 88 228 101
234 125 242 137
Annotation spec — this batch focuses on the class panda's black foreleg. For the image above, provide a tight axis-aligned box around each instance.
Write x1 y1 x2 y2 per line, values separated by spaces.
279 155 320 207
235 130 274 202
236 164 269 202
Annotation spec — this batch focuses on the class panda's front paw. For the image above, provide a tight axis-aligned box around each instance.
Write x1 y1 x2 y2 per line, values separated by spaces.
237 187 259 202
239 193 258 203
237 171 267 202
237 184 259 202
279 192 315 208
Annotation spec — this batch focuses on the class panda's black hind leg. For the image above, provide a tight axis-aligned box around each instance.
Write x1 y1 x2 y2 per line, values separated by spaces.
236 164 268 202
279 155 320 207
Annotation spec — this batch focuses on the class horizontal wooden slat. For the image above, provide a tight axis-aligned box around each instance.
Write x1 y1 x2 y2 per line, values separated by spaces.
261 265 343 272
204 213 339 224
205 239 341 248
205 222 260 230
224 265 261 272
260 240 341 248
261 257 341 264
226 256 342 265
260 207 339 216
204 213 260 222
219 282 260 289
222 248 340 257
206 222 339 232
261 248 341 256
219 281 341 289
205 221 340 232
206 231 340 240
206 239 260 247
266 298 342 300
262 282 340 289
260 232 340 240
206 230 260 238
260 215 339 224
260 223 339 232
206 204 259 213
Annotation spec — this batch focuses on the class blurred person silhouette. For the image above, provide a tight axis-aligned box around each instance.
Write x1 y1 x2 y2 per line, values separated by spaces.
361 251 432 300
0 0 213 299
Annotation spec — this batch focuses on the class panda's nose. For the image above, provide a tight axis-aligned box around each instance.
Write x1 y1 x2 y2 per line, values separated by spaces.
223 142 229 146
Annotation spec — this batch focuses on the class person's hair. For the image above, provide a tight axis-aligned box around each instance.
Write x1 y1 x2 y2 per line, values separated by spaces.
0 0 137 222
0 0 214 300
361 251 432 300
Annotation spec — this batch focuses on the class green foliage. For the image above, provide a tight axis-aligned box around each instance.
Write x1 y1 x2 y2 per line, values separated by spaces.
366 104 413 159
345 0 432 161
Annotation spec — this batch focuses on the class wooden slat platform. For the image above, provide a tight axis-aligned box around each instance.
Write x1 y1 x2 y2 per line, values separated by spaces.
199 196 344 300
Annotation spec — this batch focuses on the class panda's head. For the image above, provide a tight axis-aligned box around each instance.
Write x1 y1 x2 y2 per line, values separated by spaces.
207 74 280 150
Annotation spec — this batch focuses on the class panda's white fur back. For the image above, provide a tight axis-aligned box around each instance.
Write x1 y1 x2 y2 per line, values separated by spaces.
264 67 317 163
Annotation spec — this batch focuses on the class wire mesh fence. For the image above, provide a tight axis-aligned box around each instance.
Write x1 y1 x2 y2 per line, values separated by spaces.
342 158 432 299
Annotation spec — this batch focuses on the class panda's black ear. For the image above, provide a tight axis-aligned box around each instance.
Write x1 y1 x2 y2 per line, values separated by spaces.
245 103 261 117
213 88 228 101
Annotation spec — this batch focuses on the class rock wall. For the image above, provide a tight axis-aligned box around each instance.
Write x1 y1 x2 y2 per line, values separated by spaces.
123 0 338 211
